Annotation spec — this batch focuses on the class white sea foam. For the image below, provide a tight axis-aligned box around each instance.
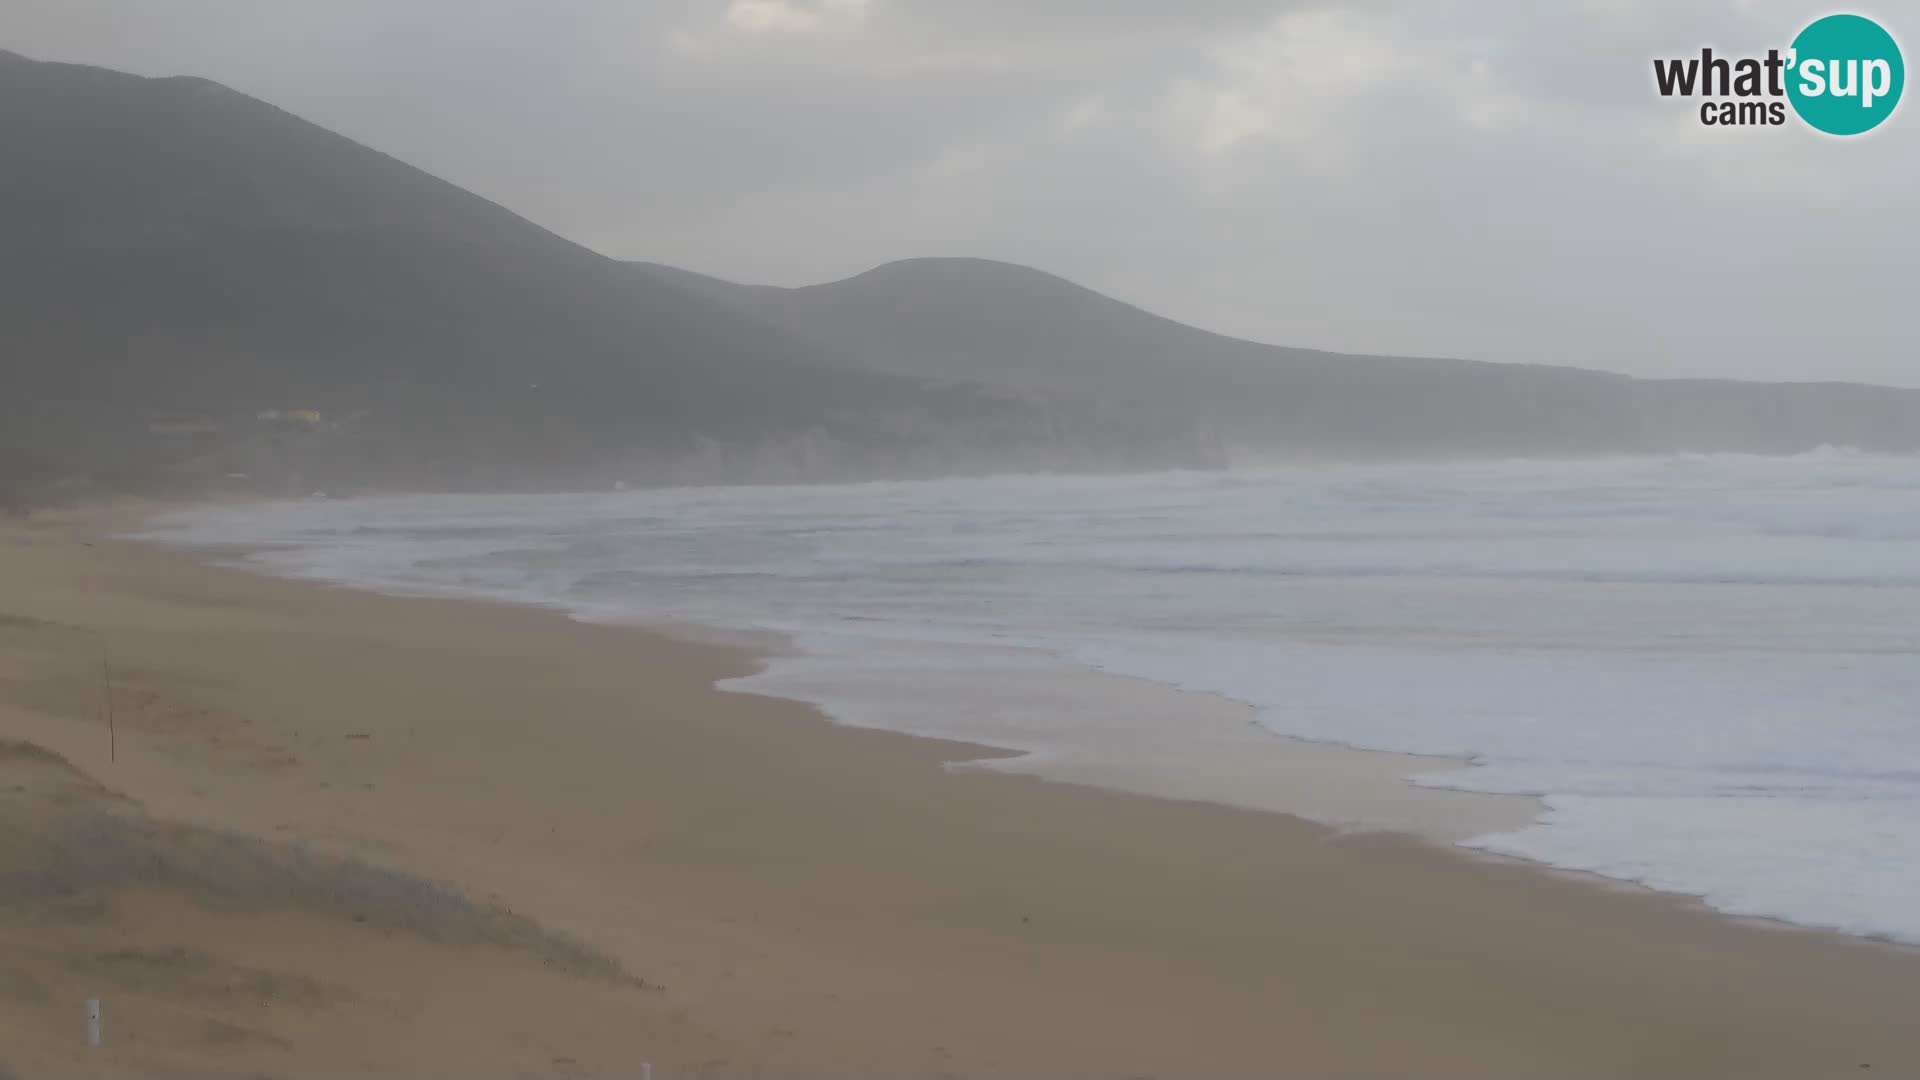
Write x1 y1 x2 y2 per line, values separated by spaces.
138 453 1920 943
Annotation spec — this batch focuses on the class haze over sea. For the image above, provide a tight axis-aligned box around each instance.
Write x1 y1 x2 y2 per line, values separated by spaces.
143 452 1920 944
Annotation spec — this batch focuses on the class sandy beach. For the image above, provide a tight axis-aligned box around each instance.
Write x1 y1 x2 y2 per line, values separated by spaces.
3 505 1919 1078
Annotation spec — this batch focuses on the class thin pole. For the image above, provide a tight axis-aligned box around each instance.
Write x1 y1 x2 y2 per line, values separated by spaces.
98 634 114 763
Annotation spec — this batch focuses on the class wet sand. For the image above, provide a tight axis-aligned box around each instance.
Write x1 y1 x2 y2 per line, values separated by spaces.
728 636 1537 842
3 504 1920 1078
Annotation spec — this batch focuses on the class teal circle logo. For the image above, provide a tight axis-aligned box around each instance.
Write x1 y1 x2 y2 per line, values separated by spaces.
1786 14 1904 135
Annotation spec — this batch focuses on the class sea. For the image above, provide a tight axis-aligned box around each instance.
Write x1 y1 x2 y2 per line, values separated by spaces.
137 451 1920 945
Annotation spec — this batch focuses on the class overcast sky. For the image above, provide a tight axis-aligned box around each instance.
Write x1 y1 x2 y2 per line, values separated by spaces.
4 1 1914 384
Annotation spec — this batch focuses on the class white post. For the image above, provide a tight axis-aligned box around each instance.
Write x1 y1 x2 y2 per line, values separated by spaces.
86 997 102 1047
642 1064 652 1080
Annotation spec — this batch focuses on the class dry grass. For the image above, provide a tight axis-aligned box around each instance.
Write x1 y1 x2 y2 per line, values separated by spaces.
0 739 633 985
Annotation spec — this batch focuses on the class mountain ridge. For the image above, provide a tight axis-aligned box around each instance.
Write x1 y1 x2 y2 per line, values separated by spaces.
6 46 1919 509
642 254 1907 389
628 257 1920 458
0 50 1202 507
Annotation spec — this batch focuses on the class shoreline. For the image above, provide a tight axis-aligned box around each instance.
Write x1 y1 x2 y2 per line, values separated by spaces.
721 635 1543 845
134 499 1546 844
130 502 1884 942
428 615 1920 955
109 518 1823 920
4 505 1920 1075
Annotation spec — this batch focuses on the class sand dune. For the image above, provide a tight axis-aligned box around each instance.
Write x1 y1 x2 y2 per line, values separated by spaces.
0 737 683 1078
